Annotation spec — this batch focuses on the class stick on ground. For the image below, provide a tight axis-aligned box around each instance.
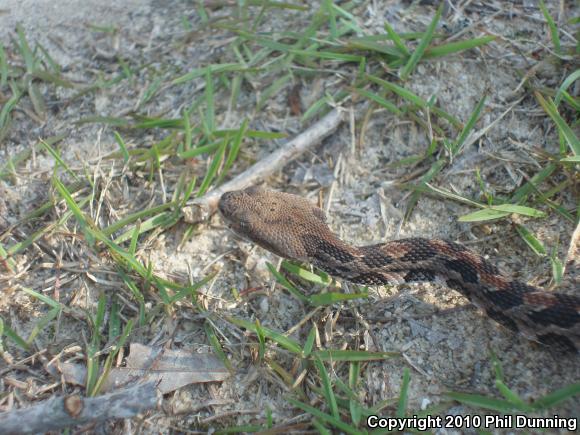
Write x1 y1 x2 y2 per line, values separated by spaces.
562 219 579 291
0 382 159 434
183 108 345 223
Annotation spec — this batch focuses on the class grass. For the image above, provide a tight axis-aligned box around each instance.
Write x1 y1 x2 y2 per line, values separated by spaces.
0 1 579 433
446 353 580 413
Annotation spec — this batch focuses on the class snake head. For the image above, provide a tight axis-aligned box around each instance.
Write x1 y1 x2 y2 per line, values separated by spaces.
218 187 262 235
218 186 329 261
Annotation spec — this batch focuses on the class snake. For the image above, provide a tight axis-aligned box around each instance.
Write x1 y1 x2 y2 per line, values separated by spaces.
218 186 580 352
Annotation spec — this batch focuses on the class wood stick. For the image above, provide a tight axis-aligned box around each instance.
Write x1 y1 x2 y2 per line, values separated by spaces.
0 382 159 434
183 108 345 223
562 219 579 291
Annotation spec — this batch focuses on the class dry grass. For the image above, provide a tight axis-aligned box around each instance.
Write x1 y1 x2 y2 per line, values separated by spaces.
0 0 579 433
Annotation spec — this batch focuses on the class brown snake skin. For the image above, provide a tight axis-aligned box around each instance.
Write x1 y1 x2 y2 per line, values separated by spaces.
218 186 580 352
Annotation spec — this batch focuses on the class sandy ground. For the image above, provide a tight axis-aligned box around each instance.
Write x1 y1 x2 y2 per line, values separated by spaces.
0 0 578 433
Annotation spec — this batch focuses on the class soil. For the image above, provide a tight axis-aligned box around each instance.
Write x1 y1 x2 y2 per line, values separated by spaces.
0 0 578 433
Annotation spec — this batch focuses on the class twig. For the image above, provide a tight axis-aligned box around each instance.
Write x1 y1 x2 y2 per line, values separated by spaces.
562 218 579 291
183 108 345 223
0 382 159 434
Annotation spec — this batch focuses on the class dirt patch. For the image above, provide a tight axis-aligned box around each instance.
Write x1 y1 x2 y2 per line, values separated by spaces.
0 0 578 433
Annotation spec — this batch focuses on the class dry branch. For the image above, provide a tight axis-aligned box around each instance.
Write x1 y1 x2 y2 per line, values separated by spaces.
183 108 345 223
562 218 580 291
0 382 159 434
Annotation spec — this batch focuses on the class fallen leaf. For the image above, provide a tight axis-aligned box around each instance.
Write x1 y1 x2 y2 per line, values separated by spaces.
56 343 229 394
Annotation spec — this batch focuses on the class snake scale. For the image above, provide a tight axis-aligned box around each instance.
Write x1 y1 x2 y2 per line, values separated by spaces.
218 186 580 352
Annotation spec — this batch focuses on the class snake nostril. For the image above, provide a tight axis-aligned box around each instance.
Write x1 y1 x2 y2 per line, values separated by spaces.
220 191 234 204
219 191 239 216
218 193 230 213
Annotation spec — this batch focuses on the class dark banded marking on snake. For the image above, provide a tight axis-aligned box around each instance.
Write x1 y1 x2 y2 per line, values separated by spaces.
218 187 580 352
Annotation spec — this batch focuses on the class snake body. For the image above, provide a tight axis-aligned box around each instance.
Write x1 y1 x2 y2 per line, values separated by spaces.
218 187 580 352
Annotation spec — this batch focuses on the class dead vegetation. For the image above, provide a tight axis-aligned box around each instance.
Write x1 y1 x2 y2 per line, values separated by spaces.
0 0 579 433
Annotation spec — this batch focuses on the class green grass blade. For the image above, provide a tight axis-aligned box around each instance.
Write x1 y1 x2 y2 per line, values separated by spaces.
114 131 130 163
384 20 409 55
0 43 7 88
0 317 30 350
0 82 23 132
41 139 80 181
550 253 563 286
167 273 215 305
404 159 446 221
178 139 223 159
396 368 410 417
457 209 510 222
554 69 580 107
458 204 545 222
139 76 162 106
7 197 89 256
348 362 362 426
425 36 496 58
92 318 134 396
323 0 338 39
303 326 317 357
561 156 580 163
314 357 339 418
538 0 561 54
352 88 401 115
256 74 292 111
113 211 178 244
75 115 131 127
214 129 286 140
27 307 60 344
450 95 486 157
102 202 174 236
205 321 233 371
495 379 533 411
108 298 121 343
28 80 47 120
128 221 140 255
16 24 35 73
535 91 580 155
171 63 246 85
21 287 62 309
205 68 215 133
422 183 485 208
515 224 546 256
445 391 524 412
266 262 308 303
226 316 302 355
291 49 364 63
287 397 364 435
308 292 368 306
196 138 227 196
281 261 331 285
399 3 443 80
490 204 546 217
53 177 95 245
346 39 402 58
366 73 426 107
255 319 266 362
32 70 74 88
311 350 399 361
0 242 16 272
216 119 248 185
532 383 580 409
511 163 556 203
